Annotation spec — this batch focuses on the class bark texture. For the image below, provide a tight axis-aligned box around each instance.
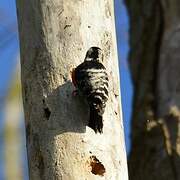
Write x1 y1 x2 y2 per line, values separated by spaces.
126 0 180 179
16 0 128 179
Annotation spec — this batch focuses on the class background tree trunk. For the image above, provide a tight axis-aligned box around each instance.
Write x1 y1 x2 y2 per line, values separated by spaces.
126 0 180 179
16 0 128 179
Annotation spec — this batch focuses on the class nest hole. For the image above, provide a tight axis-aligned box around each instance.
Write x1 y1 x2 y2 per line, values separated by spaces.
89 156 105 176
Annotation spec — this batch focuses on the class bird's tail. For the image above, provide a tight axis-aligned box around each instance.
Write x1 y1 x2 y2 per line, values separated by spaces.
88 105 103 133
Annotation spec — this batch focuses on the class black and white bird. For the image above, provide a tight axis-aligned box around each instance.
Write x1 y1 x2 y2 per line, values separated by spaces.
71 47 109 133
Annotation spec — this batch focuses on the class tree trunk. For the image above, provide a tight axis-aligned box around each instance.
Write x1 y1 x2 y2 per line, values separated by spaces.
126 0 180 179
16 0 128 179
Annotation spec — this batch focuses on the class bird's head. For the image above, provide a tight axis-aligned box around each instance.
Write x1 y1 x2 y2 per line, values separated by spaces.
84 47 103 62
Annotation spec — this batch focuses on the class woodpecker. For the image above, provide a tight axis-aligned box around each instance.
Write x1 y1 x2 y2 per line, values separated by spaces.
71 47 108 133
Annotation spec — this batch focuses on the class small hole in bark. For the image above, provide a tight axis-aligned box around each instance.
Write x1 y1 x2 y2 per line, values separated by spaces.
64 24 71 29
89 156 105 176
114 93 119 98
42 99 51 120
63 75 68 82
44 107 51 119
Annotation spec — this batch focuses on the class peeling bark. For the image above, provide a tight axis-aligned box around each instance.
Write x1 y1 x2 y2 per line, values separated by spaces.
16 0 128 179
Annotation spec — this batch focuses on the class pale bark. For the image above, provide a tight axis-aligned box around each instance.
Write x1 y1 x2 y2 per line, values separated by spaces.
126 0 180 179
16 0 128 179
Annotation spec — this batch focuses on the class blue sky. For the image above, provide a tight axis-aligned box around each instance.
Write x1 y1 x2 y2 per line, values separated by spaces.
0 0 19 96
0 0 132 178
0 1 19 179
115 0 133 152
